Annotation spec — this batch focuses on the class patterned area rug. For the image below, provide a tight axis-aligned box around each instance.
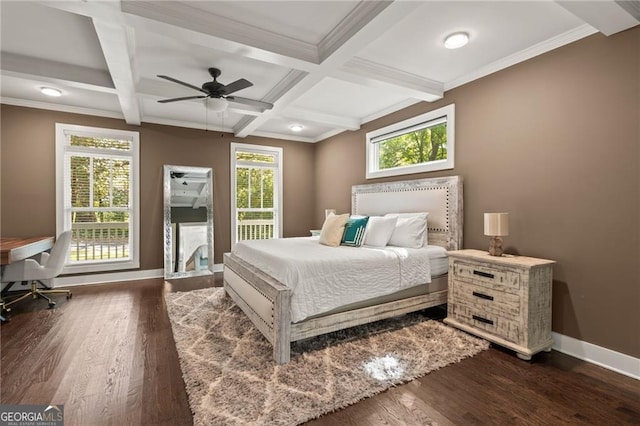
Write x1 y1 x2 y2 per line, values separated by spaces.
165 287 489 425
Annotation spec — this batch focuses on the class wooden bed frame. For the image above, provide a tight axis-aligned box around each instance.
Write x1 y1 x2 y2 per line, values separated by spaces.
223 175 463 364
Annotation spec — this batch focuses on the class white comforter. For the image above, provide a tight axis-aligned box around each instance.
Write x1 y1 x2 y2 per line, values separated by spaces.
232 237 441 322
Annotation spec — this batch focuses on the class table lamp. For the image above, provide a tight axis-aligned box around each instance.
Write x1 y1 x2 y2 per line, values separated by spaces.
484 213 509 256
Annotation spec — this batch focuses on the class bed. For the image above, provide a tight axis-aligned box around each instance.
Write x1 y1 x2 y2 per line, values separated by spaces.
223 175 463 364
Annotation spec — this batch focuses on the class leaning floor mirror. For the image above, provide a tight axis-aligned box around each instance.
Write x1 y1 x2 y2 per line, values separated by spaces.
163 165 214 279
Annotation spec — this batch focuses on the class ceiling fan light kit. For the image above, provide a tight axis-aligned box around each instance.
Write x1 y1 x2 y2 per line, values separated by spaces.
208 97 228 112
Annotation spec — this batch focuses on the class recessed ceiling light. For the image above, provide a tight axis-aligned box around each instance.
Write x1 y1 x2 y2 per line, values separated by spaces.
444 32 469 49
40 87 62 97
289 124 304 132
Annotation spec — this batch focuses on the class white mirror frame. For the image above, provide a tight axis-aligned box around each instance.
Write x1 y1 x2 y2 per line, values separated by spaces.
163 165 214 279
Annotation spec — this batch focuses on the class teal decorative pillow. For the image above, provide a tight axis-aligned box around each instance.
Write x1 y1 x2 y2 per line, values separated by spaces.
341 216 369 247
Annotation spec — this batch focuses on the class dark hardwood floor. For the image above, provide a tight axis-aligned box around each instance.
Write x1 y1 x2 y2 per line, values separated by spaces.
1 277 638 425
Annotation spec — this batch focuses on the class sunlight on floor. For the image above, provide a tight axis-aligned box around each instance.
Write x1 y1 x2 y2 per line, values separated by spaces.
363 354 405 381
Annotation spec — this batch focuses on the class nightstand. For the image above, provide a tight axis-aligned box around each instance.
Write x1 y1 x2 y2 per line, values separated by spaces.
444 249 555 360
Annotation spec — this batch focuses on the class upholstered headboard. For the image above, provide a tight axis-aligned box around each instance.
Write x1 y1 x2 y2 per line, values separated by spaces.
352 176 463 251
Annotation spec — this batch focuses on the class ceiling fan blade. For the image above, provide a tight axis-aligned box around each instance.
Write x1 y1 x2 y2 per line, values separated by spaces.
158 95 208 103
221 78 253 95
227 96 273 110
157 75 209 94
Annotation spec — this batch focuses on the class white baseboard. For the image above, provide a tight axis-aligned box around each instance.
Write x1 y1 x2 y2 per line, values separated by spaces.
552 332 639 380
51 263 224 287
53 268 164 287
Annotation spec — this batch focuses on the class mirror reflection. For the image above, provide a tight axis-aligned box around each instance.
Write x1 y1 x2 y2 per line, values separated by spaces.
163 165 214 279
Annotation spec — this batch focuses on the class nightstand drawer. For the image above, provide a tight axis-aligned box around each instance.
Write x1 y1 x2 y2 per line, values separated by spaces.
449 304 520 344
452 260 521 293
451 281 521 318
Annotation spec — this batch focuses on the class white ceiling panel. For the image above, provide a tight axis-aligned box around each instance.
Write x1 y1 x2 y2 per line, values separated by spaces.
1 1 636 142
256 116 334 142
0 1 108 70
1 75 121 113
358 1 586 83
292 77 410 119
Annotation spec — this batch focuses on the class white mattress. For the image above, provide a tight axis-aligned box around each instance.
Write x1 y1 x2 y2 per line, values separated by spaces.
231 237 448 322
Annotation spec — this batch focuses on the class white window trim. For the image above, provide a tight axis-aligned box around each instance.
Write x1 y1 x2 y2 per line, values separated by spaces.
366 104 455 179
55 123 140 274
230 142 283 249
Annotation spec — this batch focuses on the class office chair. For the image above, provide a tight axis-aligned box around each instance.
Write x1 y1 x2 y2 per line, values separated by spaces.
1 230 72 310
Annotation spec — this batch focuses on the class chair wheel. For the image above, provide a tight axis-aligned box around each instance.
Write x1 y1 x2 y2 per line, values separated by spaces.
48 302 56 308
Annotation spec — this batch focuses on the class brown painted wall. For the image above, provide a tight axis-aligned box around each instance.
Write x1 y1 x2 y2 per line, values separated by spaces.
0 107 316 266
315 29 640 358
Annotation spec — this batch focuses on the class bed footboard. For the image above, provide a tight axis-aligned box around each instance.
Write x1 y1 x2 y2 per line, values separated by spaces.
223 253 292 364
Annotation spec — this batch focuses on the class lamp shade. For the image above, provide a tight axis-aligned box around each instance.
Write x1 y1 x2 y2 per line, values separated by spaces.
484 213 509 236
208 97 228 112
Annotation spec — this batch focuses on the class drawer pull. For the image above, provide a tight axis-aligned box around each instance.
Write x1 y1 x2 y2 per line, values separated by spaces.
473 270 495 279
472 291 494 301
472 315 494 325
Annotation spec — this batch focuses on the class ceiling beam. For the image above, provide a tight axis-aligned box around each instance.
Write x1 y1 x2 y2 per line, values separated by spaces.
234 1 424 137
337 57 443 102
556 0 639 35
92 17 141 125
39 1 141 124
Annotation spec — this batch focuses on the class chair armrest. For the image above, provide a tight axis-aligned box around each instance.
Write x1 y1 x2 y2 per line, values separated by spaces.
39 252 51 267
1 259 44 282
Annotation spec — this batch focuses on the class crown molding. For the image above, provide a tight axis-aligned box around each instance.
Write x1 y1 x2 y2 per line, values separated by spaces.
444 24 598 91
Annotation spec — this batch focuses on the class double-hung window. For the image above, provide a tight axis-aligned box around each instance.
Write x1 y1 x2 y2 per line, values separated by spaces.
230 142 283 247
55 123 140 273
366 104 455 179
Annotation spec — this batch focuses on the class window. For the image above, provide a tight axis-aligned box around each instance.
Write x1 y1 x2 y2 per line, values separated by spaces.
231 143 283 247
366 104 455 179
55 123 140 273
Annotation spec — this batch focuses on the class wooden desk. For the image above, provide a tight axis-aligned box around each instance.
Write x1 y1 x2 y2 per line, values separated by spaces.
1 236 55 265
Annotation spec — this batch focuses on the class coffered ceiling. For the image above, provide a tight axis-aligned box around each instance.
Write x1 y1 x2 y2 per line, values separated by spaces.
1 1 638 143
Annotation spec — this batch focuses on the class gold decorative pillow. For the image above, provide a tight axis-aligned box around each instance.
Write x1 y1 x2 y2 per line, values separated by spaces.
319 213 349 247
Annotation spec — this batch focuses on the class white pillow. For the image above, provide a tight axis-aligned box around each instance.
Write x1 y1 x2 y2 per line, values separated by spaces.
385 212 429 248
319 213 349 247
362 216 398 247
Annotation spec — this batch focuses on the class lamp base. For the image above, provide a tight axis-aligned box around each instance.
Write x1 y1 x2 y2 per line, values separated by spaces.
488 236 504 256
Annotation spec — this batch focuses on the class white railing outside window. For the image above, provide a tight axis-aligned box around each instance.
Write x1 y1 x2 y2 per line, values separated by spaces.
236 219 274 241
230 142 283 247
70 222 130 261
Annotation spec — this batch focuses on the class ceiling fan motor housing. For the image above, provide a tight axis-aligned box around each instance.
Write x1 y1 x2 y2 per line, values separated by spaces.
202 81 225 96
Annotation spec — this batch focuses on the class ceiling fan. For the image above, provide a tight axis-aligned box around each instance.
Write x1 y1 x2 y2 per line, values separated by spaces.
157 67 273 111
